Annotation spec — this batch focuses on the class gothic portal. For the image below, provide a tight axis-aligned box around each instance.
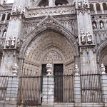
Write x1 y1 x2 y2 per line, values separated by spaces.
22 30 76 76
0 0 107 107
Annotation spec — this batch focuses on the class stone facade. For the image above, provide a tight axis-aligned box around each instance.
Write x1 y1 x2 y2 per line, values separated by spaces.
0 0 107 107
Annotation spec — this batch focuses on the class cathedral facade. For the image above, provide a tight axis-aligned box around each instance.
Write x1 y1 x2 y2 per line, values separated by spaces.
0 0 107 107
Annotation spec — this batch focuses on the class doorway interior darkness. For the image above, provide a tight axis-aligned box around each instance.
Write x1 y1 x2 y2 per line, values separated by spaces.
42 64 63 102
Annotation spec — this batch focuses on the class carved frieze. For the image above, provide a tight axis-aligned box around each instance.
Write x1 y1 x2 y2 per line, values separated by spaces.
25 5 75 18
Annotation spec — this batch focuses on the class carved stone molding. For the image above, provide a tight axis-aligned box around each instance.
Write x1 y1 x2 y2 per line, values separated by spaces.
25 5 75 18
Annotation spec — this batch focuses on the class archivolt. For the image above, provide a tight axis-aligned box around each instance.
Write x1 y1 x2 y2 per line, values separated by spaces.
96 40 107 63
19 20 78 59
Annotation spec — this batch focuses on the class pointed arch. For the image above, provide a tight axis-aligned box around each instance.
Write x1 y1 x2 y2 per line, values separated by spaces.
19 17 78 59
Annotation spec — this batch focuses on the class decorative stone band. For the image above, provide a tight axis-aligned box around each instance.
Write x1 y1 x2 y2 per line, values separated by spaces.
25 5 75 18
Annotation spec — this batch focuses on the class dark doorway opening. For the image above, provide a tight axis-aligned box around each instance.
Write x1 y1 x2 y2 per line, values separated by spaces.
41 64 63 102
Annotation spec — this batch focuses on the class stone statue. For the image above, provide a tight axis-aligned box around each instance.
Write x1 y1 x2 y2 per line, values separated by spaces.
100 21 104 29
78 1 82 9
101 63 105 74
87 32 92 44
46 63 53 76
6 39 10 48
2 30 7 38
11 37 16 48
11 63 18 76
80 31 86 44
92 22 97 29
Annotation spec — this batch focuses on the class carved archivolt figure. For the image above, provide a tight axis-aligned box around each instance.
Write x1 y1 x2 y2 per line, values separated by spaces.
80 31 86 44
100 21 104 29
92 21 97 29
87 32 92 44
11 37 16 48
2 29 7 38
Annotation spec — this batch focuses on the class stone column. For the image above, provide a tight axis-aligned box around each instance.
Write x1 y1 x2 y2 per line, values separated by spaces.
76 0 97 74
101 64 107 106
100 3 104 14
93 3 97 14
42 64 54 105
74 65 81 106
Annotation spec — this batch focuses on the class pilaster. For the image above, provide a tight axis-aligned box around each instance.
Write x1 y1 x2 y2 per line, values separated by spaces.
93 3 97 14
76 0 97 74
0 0 24 74
100 3 104 14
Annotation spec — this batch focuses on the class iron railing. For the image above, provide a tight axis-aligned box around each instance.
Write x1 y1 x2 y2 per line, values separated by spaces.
0 75 18 107
80 74 102 103
0 74 104 107
18 75 74 106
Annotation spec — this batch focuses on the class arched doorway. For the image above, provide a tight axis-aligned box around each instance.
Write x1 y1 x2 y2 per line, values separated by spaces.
22 30 75 76
18 29 77 105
